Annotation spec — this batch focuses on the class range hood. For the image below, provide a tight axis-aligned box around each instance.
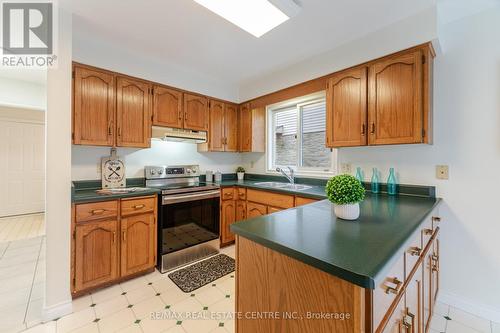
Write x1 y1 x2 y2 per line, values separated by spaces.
152 126 207 143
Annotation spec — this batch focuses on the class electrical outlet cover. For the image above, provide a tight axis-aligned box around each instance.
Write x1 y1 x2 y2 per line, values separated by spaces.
436 165 449 180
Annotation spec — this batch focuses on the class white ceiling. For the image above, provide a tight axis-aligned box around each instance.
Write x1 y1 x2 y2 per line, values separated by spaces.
62 0 437 87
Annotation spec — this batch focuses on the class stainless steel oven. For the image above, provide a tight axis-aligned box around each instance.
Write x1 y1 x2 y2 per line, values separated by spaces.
145 165 220 273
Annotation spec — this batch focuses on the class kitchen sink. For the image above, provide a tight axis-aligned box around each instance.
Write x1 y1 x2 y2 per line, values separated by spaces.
254 182 312 191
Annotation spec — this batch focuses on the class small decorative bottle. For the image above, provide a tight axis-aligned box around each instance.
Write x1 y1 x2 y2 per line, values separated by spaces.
387 167 397 195
371 168 380 194
355 167 364 183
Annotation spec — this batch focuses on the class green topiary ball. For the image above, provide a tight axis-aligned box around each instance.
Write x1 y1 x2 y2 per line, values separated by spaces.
325 174 366 205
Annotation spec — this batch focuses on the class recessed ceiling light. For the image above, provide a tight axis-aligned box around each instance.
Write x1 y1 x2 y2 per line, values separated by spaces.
193 0 301 38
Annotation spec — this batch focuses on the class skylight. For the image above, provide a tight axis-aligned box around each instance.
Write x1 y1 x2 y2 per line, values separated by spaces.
193 0 300 38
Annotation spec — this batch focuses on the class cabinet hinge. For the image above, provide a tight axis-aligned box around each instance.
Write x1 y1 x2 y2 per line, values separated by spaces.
422 55 426 64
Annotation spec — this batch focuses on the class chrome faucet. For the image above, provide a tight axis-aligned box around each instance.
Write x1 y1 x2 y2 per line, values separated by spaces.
276 166 295 184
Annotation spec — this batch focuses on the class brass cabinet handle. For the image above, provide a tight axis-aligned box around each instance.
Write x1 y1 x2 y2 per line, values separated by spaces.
361 124 366 135
91 209 105 215
432 216 441 223
108 125 112 136
118 127 122 137
370 123 375 134
112 231 116 244
178 111 182 120
423 228 433 235
122 230 126 242
408 246 421 256
385 277 403 295
184 112 188 121
133 204 145 209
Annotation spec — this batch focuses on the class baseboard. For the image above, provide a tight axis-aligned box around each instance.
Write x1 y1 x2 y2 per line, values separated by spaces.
439 291 500 323
42 299 73 322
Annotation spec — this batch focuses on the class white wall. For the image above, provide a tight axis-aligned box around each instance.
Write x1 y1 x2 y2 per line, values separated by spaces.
0 77 46 110
44 8 73 320
244 6 500 321
72 141 243 180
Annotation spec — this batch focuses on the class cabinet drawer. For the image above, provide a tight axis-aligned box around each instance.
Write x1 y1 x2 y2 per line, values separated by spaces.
247 189 294 209
373 252 405 331
405 231 422 281
295 196 318 206
221 187 235 201
236 188 246 201
121 196 156 217
75 200 118 222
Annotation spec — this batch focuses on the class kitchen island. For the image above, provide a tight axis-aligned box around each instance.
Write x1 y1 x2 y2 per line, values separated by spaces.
231 192 442 333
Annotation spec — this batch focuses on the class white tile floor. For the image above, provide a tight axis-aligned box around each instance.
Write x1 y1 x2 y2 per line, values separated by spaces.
0 236 45 332
2 237 498 333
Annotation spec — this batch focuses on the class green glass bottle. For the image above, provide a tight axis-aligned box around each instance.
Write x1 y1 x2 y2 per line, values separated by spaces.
355 167 364 183
371 168 380 194
387 167 397 195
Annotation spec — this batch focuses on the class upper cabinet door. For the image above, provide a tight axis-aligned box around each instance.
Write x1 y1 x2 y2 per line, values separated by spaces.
368 50 423 145
239 103 251 152
116 77 152 148
73 66 115 146
184 93 208 131
152 85 183 128
326 66 368 147
224 104 239 152
209 100 225 151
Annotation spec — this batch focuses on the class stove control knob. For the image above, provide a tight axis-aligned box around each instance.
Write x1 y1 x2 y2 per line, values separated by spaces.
150 169 156 175
158 169 163 175
186 168 192 174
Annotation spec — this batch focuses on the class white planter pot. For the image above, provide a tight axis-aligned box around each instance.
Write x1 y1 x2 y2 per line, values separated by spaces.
334 203 360 221
237 172 245 181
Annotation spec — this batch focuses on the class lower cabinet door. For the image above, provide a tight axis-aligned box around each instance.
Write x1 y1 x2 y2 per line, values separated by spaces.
74 219 119 292
246 202 267 218
121 213 156 277
236 200 246 221
423 247 433 332
382 294 405 333
405 264 423 333
221 200 236 244
267 206 284 214
431 233 440 306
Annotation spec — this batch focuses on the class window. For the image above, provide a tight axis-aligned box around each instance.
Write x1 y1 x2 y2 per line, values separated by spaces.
267 93 335 174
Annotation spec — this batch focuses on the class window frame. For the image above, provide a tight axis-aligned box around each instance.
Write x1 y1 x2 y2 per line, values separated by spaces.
266 91 337 177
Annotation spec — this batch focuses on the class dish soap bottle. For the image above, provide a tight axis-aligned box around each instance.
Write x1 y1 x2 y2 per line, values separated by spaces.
387 167 397 195
355 167 364 183
371 168 380 194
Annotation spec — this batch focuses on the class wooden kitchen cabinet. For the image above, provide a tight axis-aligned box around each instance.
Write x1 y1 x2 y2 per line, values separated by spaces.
120 213 156 277
184 93 208 131
224 103 239 151
405 264 423 333
73 65 115 146
200 101 239 152
116 76 152 148
74 218 119 292
208 100 225 151
236 200 246 222
368 50 424 145
221 200 236 245
326 66 368 148
325 44 434 148
152 85 183 128
246 202 267 218
72 195 157 296
239 103 265 152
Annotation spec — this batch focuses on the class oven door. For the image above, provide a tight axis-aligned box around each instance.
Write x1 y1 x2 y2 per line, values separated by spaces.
159 190 220 257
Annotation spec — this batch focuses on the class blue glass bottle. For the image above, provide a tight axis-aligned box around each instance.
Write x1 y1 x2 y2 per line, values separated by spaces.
355 167 364 183
371 168 380 194
387 167 397 195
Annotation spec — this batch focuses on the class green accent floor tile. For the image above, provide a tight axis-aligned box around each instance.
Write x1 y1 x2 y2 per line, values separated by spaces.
134 319 141 324
121 292 127 295
156 293 161 296
203 306 208 310
127 304 133 308
219 322 224 327
165 305 171 309
444 316 452 321
176 321 182 325
90 303 96 307
93 318 100 323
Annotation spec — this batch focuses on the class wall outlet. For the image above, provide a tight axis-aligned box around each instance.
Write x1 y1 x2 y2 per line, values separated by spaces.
436 165 449 180
340 163 352 174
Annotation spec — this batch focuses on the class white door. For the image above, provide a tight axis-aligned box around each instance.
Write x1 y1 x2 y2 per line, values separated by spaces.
0 118 45 217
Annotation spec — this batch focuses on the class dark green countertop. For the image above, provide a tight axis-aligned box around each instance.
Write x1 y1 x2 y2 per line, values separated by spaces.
72 178 161 203
231 192 441 289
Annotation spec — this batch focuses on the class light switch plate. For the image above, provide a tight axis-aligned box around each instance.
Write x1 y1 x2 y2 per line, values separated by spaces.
436 165 449 180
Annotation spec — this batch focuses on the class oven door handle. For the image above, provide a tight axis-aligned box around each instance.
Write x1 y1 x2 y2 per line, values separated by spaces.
162 190 221 205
